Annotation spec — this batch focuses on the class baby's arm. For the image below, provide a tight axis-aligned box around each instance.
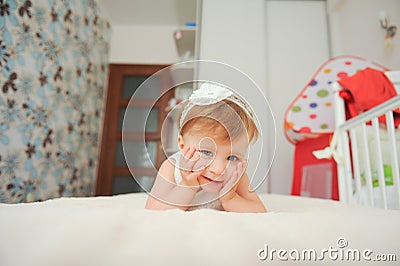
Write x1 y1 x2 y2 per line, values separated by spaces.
145 160 195 210
145 147 202 210
219 170 267 213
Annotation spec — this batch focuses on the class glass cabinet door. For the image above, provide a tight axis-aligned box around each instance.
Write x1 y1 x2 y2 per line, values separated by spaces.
96 64 173 196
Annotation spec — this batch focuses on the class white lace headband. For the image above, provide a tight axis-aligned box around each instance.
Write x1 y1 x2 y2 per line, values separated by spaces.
179 83 255 128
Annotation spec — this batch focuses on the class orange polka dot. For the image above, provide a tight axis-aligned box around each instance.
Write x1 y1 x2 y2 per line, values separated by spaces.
324 68 332 74
285 121 294 130
325 102 332 107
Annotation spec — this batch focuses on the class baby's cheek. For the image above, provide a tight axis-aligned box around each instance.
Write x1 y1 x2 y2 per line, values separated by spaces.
192 156 212 171
223 161 239 177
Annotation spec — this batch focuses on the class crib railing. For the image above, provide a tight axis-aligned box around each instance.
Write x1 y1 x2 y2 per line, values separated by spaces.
328 89 400 209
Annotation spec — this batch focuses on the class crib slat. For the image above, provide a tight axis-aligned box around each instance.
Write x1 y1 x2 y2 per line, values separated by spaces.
340 130 353 203
385 111 400 209
372 118 388 209
333 83 347 127
335 131 349 203
361 123 375 207
349 128 362 204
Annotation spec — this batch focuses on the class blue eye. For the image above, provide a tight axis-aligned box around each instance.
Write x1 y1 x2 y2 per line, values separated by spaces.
227 155 239 161
200 150 213 157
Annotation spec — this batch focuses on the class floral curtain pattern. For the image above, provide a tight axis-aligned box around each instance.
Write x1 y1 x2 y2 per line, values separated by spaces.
0 0 111 203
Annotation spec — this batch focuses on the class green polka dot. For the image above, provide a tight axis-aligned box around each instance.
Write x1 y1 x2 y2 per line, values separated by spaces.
320 124 328 129
292 106 301 112
317 89 329 98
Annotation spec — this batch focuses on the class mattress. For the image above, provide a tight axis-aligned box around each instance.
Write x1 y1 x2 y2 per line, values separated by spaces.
0 193 399 265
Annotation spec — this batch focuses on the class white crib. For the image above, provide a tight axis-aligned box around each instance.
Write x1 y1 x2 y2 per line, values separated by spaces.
316 71 400 209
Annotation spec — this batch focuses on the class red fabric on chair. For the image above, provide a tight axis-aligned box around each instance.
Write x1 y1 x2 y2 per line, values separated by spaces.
338 68 400 126
291 134 339 200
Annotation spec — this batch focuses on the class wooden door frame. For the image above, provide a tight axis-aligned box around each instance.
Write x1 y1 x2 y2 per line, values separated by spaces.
95 64 172 196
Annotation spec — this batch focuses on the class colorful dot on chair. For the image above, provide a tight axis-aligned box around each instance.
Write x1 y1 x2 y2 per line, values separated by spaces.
317 89 329 98
292 106 301 112
324 68 332 74
320 124 328 129
345 61 352 65
309 80 318 86
337 72 348 78
309 114 317 119
325 102 332 107
285 121 294 129
309 102 318 108
299 127 311 133
302 94 308 99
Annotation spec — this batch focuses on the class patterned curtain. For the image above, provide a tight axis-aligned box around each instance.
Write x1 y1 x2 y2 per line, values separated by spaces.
0 0 111 203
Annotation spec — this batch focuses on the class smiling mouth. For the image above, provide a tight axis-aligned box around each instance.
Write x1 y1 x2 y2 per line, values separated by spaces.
201 175 223 184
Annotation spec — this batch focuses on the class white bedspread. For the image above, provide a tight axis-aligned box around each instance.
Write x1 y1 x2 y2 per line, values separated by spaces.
1 193 399 265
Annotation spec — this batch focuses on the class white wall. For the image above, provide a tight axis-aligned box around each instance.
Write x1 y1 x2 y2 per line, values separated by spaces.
109 25 180 64
199 0 267 89
328 0 400 69
264 1 330 195
198 0 270 193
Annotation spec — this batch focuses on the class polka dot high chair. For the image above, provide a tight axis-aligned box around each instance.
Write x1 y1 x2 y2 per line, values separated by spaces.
285 55 388 200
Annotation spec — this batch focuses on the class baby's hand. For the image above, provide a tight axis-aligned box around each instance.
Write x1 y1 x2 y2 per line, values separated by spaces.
219 161 247 202
178 146 204 189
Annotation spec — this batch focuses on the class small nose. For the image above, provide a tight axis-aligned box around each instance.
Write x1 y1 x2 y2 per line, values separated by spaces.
208 158 226 176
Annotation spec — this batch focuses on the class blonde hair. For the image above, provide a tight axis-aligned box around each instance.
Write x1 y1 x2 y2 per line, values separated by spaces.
179 99 259 143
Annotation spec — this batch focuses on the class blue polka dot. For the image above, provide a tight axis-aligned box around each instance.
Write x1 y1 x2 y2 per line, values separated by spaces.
327 81 332 84
310 102 318 108
310 80 318 86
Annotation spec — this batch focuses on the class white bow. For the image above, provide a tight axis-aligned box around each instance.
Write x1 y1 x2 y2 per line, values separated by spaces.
312 132 345 165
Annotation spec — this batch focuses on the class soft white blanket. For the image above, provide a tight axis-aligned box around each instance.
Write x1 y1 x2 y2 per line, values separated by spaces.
0 193 399 266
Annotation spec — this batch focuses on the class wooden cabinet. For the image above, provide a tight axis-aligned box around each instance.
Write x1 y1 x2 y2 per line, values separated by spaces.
95 64 173 196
